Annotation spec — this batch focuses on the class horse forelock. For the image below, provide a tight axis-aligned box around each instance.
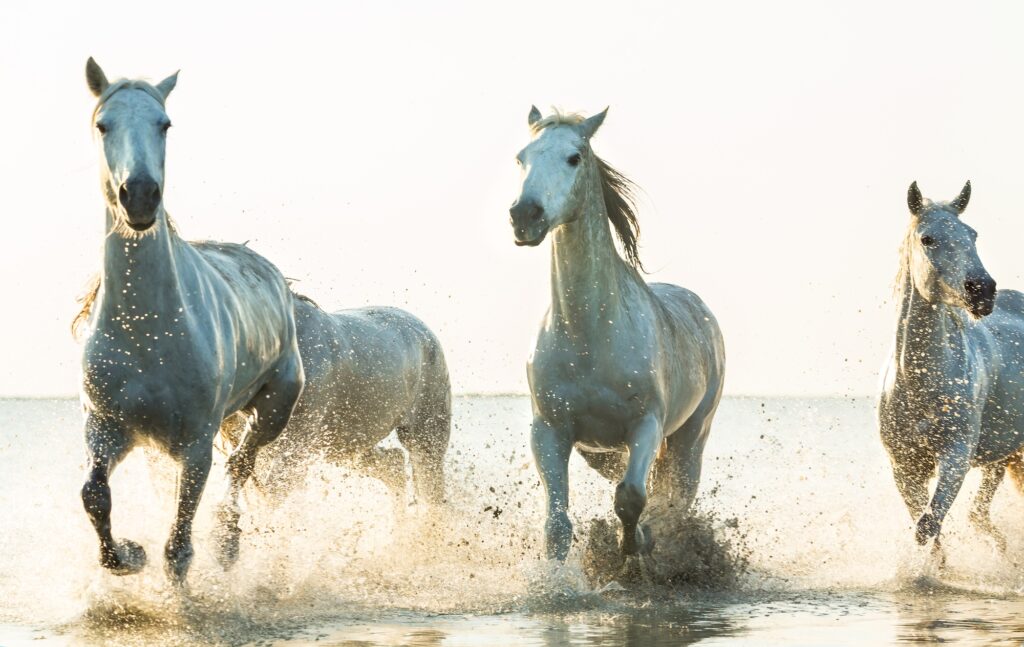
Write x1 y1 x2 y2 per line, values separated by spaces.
92 79 166 122
529 109 585 135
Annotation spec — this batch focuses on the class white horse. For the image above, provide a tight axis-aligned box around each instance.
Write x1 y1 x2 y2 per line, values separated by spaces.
220 296 451 505
76 59 304 582
510 107 726 562
880 181 1024 555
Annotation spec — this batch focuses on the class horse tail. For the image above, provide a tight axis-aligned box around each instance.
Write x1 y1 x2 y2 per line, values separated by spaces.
1006 450 1024 496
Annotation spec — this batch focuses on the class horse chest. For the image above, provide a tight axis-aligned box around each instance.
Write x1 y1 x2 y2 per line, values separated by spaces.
82 329 222 427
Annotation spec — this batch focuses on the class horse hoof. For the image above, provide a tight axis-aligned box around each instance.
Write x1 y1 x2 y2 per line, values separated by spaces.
637 524 655 556
215 505 242 570
915 513 940 545
102 539 147 575
164 542 194 584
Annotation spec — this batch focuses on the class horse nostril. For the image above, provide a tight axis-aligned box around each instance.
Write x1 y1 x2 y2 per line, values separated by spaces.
118 183 129 207
529 204 544 222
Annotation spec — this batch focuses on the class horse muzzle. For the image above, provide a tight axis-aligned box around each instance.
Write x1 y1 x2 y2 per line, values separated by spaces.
965 276 997 318
119 175 162 231
510 199 548 247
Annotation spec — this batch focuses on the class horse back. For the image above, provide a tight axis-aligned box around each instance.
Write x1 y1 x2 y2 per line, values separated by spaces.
288 298 447 438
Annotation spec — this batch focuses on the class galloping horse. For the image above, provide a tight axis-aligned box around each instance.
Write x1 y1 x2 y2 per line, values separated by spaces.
76 59 304 582
509 107 726 562
220 296 451 505
880 181 1024 554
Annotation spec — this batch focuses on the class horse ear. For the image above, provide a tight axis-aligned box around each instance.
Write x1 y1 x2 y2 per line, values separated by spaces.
86 57 109 97
950 180 971 214
156 71 179 100
528 105 542 128
907 181 924 216
579 107 608 140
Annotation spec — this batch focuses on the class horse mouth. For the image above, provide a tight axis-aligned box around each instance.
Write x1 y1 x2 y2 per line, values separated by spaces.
514 236 545 247
967 297 995 318
969 302 995 318
126 219 156 232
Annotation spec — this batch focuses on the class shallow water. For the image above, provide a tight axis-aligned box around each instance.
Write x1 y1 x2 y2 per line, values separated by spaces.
2 395 1024 645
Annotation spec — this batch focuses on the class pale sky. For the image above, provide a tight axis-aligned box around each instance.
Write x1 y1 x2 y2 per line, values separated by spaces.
2 1 1023 397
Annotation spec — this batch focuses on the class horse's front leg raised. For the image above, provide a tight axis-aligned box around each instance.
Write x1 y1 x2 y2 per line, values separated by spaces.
616 415 661 556
164 438 213 583
917 431 973 545
81 414 146 574
531 417 573 560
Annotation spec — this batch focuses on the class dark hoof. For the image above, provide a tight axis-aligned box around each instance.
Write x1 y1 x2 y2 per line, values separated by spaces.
637 524 655 556
915 513 940 545
215 505 242 570
620 524 655 556
101 539 147 575
164 541 194 584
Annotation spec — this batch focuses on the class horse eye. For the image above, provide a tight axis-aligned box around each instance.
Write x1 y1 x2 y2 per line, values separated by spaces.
95 123 108 135
921 235 935 247
567 153 582 167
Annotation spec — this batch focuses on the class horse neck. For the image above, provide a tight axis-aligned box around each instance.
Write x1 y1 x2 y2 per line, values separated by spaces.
548 164 636 333
98 208 187 319
894 273 964 375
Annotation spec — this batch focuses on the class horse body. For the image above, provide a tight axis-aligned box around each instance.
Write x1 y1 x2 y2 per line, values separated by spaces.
879 181 1024 552
234 298 450 503
511 107 725 561
78 59 303 582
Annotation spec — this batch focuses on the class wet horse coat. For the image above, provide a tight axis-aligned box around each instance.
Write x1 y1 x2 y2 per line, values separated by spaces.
510 107 726 561
77 59 304 582
880 181 1024 553
222 297 451 504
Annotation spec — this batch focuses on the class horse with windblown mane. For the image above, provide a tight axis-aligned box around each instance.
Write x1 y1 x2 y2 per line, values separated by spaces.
509 106 726 568
880 181 1024 558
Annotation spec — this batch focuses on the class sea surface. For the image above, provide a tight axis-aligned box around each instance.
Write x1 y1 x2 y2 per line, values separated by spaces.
2 395 1024 646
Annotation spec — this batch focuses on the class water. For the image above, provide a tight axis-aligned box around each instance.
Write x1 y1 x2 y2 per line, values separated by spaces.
3 395 1024 646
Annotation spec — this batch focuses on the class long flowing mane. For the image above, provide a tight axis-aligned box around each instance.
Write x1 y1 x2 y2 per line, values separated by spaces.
596 157 644 271
894 216 919 296
531 110 645 271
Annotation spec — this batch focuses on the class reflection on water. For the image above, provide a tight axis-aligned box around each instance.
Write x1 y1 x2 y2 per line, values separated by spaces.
2 396 1024 645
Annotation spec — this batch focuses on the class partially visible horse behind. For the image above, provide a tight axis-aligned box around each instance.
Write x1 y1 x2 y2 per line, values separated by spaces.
509 107 726 564
880 181 1024 556
76 58 304 582
220 295 451 505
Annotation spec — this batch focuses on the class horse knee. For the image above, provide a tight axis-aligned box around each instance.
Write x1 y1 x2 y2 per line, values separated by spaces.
81 468 111 518
615 481 647 524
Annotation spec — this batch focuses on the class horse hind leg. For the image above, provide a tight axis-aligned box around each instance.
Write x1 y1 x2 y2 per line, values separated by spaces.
1006 450 1024 496
216 353 304 568
395 385 451 506
81 414 146 575
970 462 1008 552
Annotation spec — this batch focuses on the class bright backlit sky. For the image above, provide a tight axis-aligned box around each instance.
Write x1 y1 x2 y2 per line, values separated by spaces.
2 1 1024 397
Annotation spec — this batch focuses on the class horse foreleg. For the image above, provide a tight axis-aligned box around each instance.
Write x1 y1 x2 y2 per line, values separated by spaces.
217 355 304 568
531 417 573 561
890 448 932 522
164 439 213 583
616 415 661 556
969 462 1008 552
82 414 145 574
917 442 971 545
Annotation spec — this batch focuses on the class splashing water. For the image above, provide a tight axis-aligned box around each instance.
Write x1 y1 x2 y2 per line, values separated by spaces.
3 395 1024 645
